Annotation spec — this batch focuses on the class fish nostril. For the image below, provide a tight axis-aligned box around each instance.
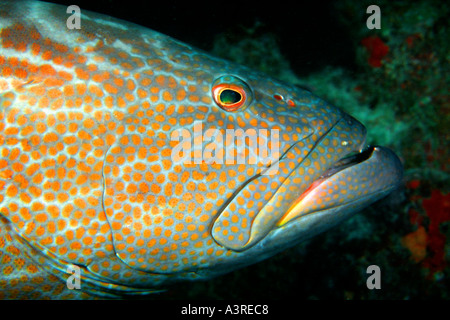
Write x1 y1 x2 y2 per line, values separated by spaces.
273 94 283 101
273 94 296 107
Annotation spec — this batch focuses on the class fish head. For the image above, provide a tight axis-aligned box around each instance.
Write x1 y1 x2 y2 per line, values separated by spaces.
179 71 404 266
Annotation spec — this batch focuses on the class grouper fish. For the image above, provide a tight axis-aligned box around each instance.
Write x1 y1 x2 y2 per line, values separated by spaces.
0 0 402 299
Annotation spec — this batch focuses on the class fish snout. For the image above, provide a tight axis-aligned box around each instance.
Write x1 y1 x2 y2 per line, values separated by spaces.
338 111 368 153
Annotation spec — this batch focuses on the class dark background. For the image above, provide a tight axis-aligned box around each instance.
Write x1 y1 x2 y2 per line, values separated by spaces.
46 0 356 76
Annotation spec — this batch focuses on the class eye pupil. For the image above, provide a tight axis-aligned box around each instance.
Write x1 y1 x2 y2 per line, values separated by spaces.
220 89 242 105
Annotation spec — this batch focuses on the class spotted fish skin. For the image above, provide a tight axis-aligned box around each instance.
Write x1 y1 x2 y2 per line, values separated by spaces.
0 1 402 299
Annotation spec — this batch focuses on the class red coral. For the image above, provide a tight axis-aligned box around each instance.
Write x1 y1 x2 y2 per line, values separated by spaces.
402 189 450 279
361 36 389 68
422 190 450 276
406 179 421 190
408 208 423 226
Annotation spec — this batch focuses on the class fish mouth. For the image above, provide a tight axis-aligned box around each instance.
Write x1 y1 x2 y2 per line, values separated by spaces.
315 146 376 180
276 144 403 227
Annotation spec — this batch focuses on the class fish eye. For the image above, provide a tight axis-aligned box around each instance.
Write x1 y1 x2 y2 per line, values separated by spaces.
220 89 242 105
212 75 253 112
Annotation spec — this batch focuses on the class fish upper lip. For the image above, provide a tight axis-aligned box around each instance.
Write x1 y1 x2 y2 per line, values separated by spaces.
318 145 374 180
